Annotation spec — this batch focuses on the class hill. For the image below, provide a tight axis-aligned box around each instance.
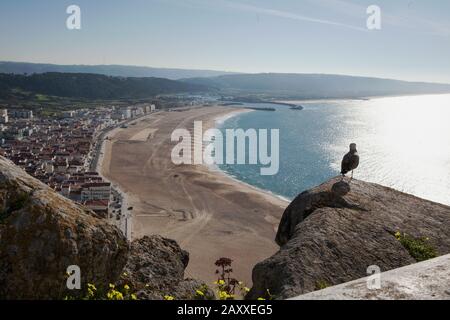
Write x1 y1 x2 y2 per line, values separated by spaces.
0 72 212 100
183 73 450 99
0 61 235 80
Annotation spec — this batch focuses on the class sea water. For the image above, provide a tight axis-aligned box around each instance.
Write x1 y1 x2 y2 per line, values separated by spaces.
217 94 450 206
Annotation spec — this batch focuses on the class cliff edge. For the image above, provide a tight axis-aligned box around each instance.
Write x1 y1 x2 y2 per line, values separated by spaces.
247 177 450 300
0 156 206 300
0 156 129 299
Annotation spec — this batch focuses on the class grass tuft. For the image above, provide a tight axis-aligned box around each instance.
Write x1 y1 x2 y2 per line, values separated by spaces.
395 231 438 262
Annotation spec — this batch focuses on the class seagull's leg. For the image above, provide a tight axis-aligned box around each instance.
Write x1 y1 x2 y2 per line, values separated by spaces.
350 170 354 181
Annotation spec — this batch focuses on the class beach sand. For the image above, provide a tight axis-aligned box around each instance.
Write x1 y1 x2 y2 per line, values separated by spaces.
99 106 289 286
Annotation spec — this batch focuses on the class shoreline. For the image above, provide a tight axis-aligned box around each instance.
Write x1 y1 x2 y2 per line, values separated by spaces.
95 113 160 239
100 106 289 285
96 125 132 239
207 109 292 204
207 164 292 204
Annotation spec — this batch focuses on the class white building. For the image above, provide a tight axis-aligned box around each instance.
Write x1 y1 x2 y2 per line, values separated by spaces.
42 161 54 174
0 109 8 124
10 109 34 119
120 108 132 119
63 111 76 118
81 182 111 201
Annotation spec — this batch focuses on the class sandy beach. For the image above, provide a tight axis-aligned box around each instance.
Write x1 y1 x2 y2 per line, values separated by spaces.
99 106 289 286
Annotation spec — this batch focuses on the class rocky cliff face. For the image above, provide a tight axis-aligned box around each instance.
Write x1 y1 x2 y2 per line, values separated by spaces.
0 156 130 299
123 236 213 300
247 177 450 300
0 156 209 300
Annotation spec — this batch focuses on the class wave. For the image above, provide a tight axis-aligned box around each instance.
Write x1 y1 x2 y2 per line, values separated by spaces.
214 109 253 125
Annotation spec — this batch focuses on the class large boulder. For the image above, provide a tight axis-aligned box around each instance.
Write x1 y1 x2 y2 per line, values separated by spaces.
122 235 213 300
0 156 129 299
247 177 450 300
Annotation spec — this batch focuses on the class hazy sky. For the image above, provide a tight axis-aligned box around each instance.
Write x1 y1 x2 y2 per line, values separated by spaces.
1 0 450 83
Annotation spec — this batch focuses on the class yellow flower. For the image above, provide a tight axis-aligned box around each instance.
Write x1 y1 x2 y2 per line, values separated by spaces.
218 290 233 300
107 288 124 300
109 283 115 289
196 290 204 296
115 292 124 300
218 291 227 300
123 272 128 277
164 295 175 300
257 297 266 300
395 231 401 239
124 284 130 290
131 294 137 300
87 283 97 291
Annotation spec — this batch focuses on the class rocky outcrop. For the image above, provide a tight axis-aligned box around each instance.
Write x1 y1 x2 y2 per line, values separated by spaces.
122 236 213 300
247 177 450 300
0 156 129 299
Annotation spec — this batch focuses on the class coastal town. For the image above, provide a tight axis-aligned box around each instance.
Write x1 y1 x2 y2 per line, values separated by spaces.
0 104 156 235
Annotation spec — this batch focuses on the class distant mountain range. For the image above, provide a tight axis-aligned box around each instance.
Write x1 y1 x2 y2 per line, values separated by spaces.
0 61 236 80
0 73 210 100
182 73 450 99
2 62 450 101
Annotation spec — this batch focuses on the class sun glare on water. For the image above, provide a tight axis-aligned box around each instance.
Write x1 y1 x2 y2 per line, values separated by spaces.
346 94 450 204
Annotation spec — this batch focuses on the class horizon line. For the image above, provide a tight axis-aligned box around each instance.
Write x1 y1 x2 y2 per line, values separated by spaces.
1 60 450 86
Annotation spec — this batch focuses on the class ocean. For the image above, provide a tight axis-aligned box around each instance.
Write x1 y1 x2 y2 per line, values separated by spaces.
216 94 450 206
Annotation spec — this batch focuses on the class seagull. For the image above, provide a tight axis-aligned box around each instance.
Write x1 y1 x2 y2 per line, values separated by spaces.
341 143 359 181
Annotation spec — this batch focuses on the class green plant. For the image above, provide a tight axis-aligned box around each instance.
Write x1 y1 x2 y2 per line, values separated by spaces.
213 257 250 300
193 284 213 300
256 289 273 300
214 257 238 300
395 231 438 262
315 280 331 290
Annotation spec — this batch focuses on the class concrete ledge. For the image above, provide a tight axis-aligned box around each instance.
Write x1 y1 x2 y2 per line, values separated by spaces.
291 254 450 300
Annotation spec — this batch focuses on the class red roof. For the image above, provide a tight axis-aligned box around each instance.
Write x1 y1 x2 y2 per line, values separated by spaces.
83 199 109 206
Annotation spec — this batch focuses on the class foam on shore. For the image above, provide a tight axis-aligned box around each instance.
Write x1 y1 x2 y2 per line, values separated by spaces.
210 108 291 204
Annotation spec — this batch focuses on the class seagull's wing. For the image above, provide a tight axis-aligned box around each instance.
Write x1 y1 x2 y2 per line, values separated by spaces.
341 152 351 174
352 153 360 169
